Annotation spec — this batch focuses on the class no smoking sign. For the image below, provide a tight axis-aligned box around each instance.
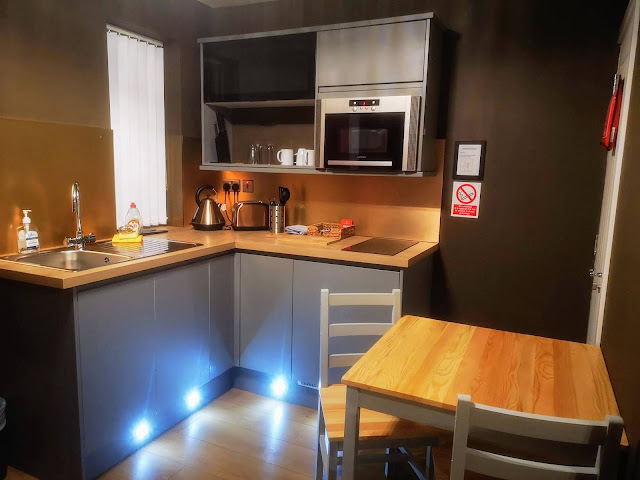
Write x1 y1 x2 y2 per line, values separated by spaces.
451 181 482 218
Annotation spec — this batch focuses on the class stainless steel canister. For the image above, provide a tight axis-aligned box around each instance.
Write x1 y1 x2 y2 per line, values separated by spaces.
269 205 285 234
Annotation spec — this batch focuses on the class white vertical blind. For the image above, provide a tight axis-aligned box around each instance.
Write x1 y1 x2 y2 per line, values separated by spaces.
107 27 167 227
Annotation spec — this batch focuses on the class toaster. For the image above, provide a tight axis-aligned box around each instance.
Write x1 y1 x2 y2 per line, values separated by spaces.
231 201 270 231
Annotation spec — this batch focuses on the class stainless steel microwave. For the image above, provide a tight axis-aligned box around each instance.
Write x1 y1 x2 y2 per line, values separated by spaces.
318 95 421 171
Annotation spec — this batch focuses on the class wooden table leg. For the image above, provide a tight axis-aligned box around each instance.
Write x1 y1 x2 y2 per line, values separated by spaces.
342 386 361 480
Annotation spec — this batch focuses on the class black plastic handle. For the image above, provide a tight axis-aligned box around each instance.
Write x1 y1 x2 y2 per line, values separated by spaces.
278 186 290 206
195 185 217 206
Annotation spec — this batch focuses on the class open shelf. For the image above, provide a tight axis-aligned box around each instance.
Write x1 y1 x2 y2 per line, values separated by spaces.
205 99 315 109
199 163 435 177
201 163 318 174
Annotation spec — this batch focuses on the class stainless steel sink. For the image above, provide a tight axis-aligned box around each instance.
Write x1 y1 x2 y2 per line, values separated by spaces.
1 238 201 272
2 248 132 271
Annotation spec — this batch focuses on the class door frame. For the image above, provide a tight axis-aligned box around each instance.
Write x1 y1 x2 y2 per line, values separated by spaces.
587 0 639 344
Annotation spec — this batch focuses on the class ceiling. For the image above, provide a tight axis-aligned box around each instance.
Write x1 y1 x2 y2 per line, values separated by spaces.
196 0 277 8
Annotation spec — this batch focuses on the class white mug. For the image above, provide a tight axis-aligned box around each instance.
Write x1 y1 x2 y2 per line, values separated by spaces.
277 148 294 166
295 148 308 166
295 148 315 166
305 150 315 167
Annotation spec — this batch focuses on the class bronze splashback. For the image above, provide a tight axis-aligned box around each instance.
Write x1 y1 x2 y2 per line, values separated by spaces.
183 139 445 242
0 117 116 255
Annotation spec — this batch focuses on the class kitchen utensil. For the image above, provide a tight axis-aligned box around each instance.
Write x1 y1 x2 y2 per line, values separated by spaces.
266 232 342 246
266 144 276 165
276 149 294 166
192 185 226 231
249 144 263 164
232 201 270 231
278 186 290 206
215 112 230 163
269 204 286 234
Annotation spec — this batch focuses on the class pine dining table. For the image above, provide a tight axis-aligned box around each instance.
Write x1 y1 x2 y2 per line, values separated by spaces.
340 315 626 480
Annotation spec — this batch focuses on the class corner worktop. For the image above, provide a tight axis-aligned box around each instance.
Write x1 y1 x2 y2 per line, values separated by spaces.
0 227 439 289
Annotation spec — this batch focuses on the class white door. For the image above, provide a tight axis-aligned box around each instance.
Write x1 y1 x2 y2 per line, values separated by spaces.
587 0 639 345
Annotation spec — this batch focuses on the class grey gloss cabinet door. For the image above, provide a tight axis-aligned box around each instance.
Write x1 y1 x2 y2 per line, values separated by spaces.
317 21 427 87
209 255 235 378
77 276 156 479
292 260 401 387
155 261 210 422
239 253 293 377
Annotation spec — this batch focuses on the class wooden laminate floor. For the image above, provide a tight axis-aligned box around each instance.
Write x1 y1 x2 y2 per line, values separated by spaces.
5 388 392 480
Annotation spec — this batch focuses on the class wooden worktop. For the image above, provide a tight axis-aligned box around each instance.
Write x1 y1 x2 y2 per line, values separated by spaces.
342 315 626 444
0 227 438 289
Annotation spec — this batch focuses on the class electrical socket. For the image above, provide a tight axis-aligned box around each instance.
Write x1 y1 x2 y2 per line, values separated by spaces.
228 179 240 190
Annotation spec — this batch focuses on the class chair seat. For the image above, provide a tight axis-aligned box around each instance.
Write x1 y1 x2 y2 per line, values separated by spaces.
320 384 449 443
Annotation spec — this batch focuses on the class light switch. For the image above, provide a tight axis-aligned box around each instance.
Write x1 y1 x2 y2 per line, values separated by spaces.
242 179 254 193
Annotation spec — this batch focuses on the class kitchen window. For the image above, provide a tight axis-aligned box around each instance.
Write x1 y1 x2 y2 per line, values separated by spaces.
106 25 167 227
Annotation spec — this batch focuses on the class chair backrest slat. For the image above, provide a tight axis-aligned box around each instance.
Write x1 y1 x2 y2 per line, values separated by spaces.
329 322 393 338
319 288 401 388
471 403 609 445
328 353 364 368
450 394 624 480
327 292 399 307
466 449 598 480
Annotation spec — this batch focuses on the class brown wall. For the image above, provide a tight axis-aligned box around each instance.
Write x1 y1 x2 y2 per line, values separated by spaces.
0 0 216 253
601 30 640 476
2 0 628 344
185 0 626 341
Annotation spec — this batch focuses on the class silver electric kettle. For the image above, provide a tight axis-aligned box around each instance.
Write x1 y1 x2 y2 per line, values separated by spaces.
192 185 226 231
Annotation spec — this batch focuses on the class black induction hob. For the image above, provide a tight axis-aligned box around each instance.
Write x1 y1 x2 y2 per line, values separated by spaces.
342 237 418 256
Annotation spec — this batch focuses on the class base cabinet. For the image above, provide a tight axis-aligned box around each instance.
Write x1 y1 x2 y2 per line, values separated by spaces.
1 247 431 480
77 255 234 479
77 276 157 478
291 260 401 387
155 261 211 428
236 256 411 389
239 253 294 377
210 255 235 378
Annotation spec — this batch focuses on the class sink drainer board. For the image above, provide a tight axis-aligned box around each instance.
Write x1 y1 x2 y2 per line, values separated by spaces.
0 238 202 272
92 238 201 259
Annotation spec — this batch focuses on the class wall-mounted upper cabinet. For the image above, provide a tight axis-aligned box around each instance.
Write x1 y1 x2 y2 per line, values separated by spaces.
202 33 316 104
198 13 442 175
317 21 428 88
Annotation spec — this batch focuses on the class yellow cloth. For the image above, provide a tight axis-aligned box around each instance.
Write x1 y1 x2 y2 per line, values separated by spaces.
111 233 142 243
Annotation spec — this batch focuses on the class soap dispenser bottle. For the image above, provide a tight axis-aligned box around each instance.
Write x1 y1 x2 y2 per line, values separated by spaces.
17 209 40 253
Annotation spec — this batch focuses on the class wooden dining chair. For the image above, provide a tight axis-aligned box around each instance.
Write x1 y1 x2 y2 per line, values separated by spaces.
433 394 624 480
315 288 446 480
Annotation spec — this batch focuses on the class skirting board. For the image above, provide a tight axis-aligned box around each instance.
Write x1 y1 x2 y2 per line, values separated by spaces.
232 367 319 409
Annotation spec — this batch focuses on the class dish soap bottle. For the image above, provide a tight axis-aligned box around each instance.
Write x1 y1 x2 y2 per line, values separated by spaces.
17 209 40 253
124 203 143 234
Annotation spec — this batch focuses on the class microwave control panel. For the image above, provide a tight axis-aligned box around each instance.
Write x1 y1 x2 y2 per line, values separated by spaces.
348 99 380 106
349 99 380 112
